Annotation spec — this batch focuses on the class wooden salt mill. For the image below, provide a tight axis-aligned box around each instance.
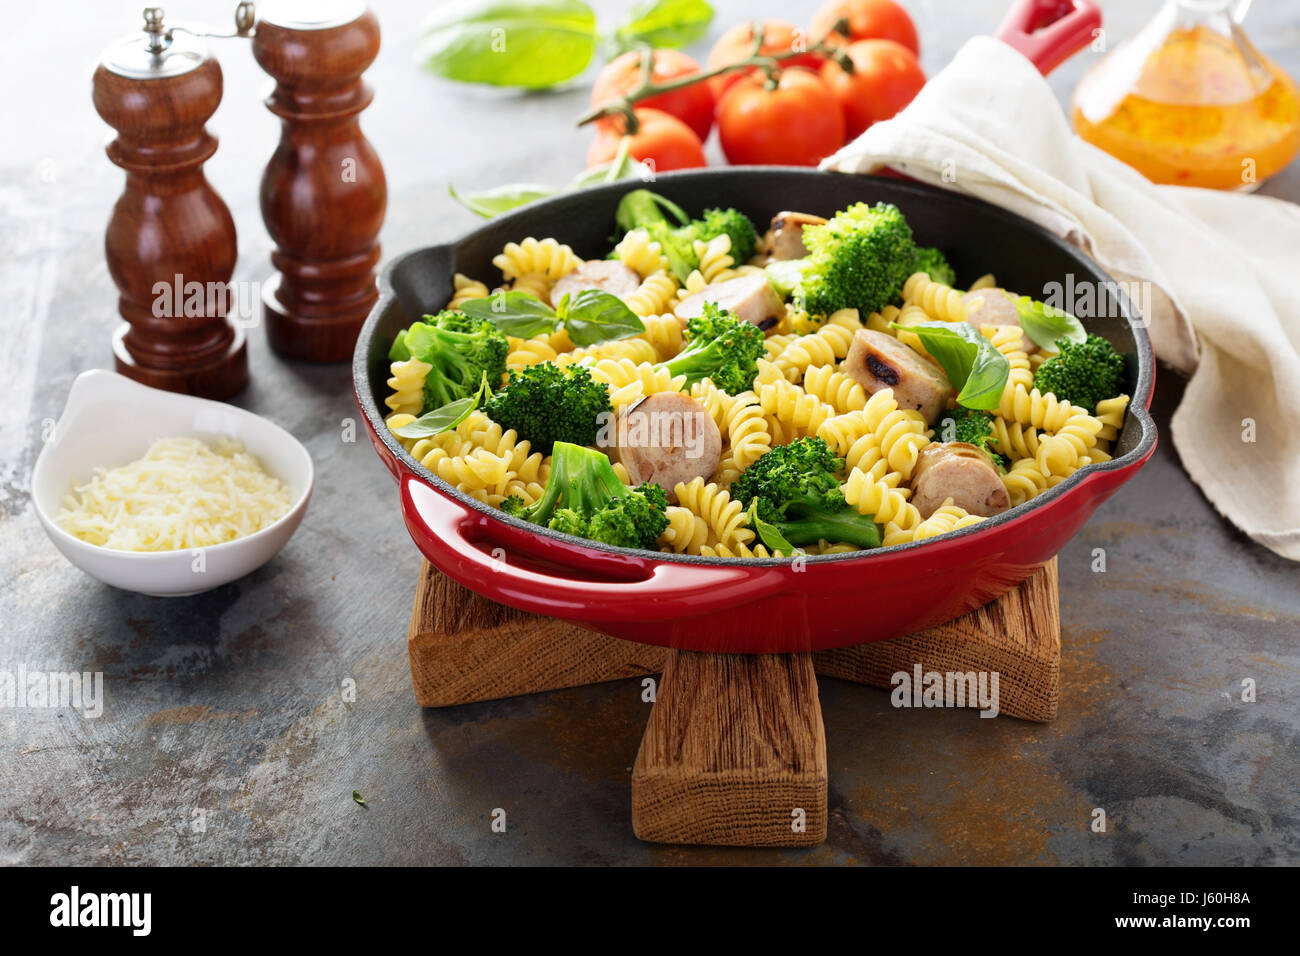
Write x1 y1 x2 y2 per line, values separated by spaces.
93 7 250 400
252 2 387 362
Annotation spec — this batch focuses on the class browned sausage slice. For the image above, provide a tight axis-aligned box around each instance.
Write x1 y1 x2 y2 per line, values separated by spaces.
550 259 641 308
910 442 1010 518
963 287 1038 354
843 329 952 426
764 211 827 260
673 274 784 330
610 392 722 503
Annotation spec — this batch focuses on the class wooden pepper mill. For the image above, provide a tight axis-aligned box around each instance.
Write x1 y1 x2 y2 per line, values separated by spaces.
252 2 387 362
93 7 250 400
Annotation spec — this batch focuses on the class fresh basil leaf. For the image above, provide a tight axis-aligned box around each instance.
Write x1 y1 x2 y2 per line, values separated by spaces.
449 182 557 218
417 0 598 89
559 289 645 346
747 500 794 556
352 791 367 807
611 0 715 53
892 320 1009 411
1006 292 1088 350
393 374 492 440
567 152 652 190
458 290 559 338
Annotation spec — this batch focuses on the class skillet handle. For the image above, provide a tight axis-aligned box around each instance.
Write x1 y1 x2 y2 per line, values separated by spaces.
400 476 779 623
995 0 1101 75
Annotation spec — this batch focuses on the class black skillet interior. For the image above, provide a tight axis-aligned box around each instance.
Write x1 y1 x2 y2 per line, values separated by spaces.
356 167 1155 558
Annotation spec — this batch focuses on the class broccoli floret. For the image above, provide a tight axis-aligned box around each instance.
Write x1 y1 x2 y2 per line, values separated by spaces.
678 207 759 264
615 189 758 282
796 201 917 318
655 302 765 394
730 437 882 552
392 310 508 413
909 245 956 288
501 442 668 550
483 362 612 454
937 408 1006 470
1033 334 1126 412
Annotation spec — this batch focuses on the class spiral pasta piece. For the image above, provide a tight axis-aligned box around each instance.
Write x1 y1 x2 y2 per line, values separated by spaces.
673 477 753 553
447 272 490 310
587 358 686 410
510 272 552 301
698 541 776 558
636 312 686 360
624 273 679 317
967 272 997 292
506 334 559 371
690 378 735 432
692 234 736 284
802 364 867 414
842 464 920 531
998 384 1087 432
771 308 859 381
863 389 930 480
721 392 772 473
659 506 709 554
865 304 901 335
493 237 582 282
989 415 1041 461
1095 394 1131 445
556 337 659 367
882 500 984 546
613 228 670 278
903 271 968 322
385 358 431 417
758 377 832 441
1002 457 1048 506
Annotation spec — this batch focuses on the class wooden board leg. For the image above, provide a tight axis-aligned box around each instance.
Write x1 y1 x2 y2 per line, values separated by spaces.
407 561 668 707
813 558 1061 722
631 651 827 847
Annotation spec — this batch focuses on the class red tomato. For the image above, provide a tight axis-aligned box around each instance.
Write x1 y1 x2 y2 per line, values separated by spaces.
705 21 827 103
586 107 707 172
716 69 845 166
820 39 926 139
591 49 715 143
810 0 920 55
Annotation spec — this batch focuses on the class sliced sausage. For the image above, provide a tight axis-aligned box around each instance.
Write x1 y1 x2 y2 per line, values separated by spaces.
550 259 641 308
963 287 1038 354
910 442 1010 518
673 274 784 330
611 392 722 503
844 329 952 426
764 211 827 260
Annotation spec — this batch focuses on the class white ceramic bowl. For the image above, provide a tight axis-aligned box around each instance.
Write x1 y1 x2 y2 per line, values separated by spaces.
31 370 314 597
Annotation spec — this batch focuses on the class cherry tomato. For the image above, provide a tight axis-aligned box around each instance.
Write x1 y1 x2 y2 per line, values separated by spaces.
820 38 926 139
705 21 827 103
591 49 715 143
716 69 845 167
586 107 707 172
810 0 920 55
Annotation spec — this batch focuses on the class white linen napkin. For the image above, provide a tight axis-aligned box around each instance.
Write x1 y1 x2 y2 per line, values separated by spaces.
823 35 1300 561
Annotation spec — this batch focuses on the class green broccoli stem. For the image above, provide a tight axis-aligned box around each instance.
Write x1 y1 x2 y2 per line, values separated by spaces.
658 341 725 387
524 442 629 524
776 507 882 551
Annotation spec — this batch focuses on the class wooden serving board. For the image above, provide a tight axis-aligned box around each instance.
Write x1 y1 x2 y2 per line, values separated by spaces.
407 558 1060 848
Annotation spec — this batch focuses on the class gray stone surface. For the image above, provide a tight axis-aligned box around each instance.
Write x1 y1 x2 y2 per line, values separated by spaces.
2 0 1297 865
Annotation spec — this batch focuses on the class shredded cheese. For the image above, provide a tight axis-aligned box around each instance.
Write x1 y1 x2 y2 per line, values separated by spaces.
57 436 292 552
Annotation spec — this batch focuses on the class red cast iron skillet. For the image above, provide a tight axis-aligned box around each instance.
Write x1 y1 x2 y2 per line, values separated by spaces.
354 1 1147 654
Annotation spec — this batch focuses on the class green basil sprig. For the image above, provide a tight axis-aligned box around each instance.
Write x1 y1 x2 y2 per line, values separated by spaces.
892 320 1010 411
392 374 493 440
459 289 644 346
418 0 598 89
610 0 715 54
746 500 795 557
450 143 650 220
556 290 644 346
419 0 714 90
1006 292 1087 350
